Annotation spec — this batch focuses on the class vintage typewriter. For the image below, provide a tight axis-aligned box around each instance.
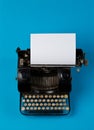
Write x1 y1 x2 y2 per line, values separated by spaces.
16 34 87 115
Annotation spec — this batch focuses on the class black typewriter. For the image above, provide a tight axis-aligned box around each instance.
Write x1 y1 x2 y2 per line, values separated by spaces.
16 47 87 115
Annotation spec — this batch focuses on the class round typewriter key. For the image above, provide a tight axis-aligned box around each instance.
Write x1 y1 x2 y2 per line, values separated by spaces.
30 107 33 110
54 107 57 110
42 99 46 102
40 103 43 106
51 99 54 102
46 107 49 110
48 103 51 106
42 107 45 110
21 107 25 111
32 103 35 106
36 103 39 106
58 107 61 110
39 99 42 102
44 103 47 106
22 99 25 102
30 99 33 102
40 95 43 98
63 103 67 106
64 94 68 98
60 103 63 106
45 95 48 98
28 103 31 106
36 95 39 98
38 107 41 110
56 103 59 106
34 99 37 102
55 99 58 102
24 95 28 98
32 95 35 98
52 103 55 106
47 99 50 102
63 99 66 102
51 107 53 110
29 95 31 98
59 99 62 102
34 107 37 110
26 107 29 110
66 107 69 110
24 103 27 106
26 99 29 102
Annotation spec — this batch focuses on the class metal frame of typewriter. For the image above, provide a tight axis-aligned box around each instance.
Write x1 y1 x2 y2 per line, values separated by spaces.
16 48 87 115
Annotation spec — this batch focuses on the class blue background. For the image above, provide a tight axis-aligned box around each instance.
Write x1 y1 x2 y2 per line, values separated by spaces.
0 0 94 129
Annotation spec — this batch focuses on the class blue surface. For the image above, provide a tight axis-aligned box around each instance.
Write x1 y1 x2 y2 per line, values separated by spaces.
0 0 94 129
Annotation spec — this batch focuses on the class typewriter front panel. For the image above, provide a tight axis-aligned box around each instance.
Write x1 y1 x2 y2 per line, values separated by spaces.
16 48 71 115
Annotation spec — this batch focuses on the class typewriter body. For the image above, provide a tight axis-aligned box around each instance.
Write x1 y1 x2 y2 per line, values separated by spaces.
16 34 87 115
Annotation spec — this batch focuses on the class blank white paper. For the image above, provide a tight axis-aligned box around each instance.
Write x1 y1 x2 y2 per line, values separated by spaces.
30 33 76 66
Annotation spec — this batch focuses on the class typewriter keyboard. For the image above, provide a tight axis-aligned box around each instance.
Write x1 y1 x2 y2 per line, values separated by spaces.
20 94 70 115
